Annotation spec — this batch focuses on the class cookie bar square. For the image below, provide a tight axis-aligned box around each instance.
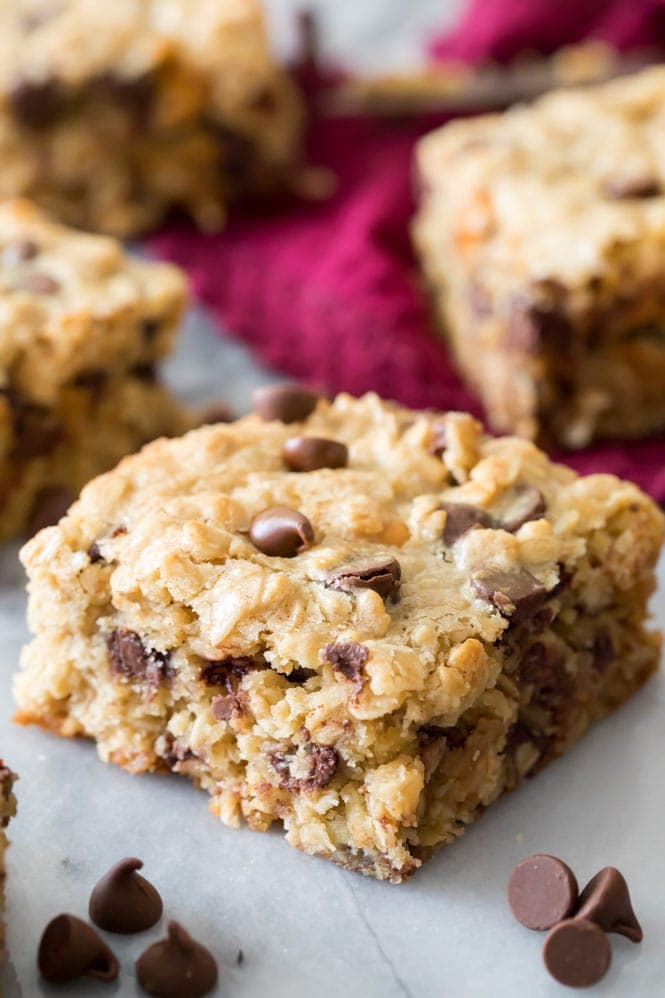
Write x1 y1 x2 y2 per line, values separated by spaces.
414 66 665 448
0 199 190 540
0 0 304 236
0 763 16 963
14 391 664 882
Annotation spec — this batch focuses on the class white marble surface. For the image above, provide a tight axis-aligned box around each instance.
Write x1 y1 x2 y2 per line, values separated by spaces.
1 309 664 998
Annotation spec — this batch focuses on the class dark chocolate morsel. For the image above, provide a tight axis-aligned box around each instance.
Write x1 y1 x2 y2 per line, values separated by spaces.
135 920 218 998
542 919 611 989
603 175 661 199
323 641 369 684
441 502 493 545
325 556 401 602
271 743 339 792
38 914 119 984
9 78 66 127
471 568 547 622
499 485 546 533
27 485 73 536
87 541 103 563
507 854 578 931
249 506 314 557
282 436 348 472
252 384 320 423
107 628 172 687
1 239 38 267
575 867 643 942
12 271 60 294
89 857 163 934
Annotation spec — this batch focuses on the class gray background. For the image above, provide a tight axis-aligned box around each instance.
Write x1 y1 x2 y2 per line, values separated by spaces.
2 3 665 996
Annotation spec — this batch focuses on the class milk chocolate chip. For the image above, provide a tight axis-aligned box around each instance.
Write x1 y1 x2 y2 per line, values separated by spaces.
542 919 611 988
252 384 319 423
471 568 546 622
282 436 348 472
135 920 218 998
441 502 493 545
249 506 314 557
38 914 119 984
89 857 163 934
326 556 401 602
323 641 369 685
575 867 642 943
499 486 546 533
507 854 578 931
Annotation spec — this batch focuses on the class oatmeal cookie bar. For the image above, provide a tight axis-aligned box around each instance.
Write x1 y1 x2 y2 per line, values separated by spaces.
14 391 664 882
0 0 303 236
0 199 190 540
414 65 665 448
0 764 16 963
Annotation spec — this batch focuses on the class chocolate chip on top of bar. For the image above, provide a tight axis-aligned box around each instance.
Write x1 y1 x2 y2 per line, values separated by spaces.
14 392 665 882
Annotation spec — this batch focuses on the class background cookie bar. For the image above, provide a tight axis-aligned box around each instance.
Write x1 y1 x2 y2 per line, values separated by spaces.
14 391 664 881
414 66 665 449
0 0 304 236
0 763 16 963
0 199 190 540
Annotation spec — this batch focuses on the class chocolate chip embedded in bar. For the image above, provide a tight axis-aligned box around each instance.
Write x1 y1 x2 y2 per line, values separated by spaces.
13 393 665 882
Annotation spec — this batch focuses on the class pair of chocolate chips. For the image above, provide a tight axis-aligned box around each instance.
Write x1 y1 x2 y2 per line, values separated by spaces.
38 858 217 997
507 854 642 988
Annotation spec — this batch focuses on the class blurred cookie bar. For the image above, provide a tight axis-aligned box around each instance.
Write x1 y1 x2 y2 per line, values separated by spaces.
0 0 304 236
414 66 665 448
0 199 190 540
14 390 664 881
0 763 16 962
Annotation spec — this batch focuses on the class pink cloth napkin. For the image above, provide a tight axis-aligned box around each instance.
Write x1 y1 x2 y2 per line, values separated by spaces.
149 0 665 501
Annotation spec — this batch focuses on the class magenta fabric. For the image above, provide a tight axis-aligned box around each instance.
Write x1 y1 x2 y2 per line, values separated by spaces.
149 1 665 501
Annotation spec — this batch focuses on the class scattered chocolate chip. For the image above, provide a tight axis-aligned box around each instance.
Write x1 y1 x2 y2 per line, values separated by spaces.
1 239 38 267
284 667 317 683
271 744 339 792
12 271 60 294
519 641 574 710
418 724 468 751
325 556 401 602
9 78 66 127
89 857 163 934
427 420 448 456
252 384 320 423
603 175 661 199
471 568 547 622
575 867 642 943
38 914 119 984
592 631 615 673
211 691 248 720
107 628 172 687
7 392 63 459
441 502 493 545
249 506 314 557
323 641 369 685
282 436 348 472
27 485 73 535
136 920 218 998
87 541 103 563
201 655 266 690
499 486 546 532
542 918 611 988
507 854 578 931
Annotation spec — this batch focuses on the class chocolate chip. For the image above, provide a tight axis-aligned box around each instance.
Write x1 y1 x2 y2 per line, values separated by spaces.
90 72 154 124
12 271 60 294
282 436 348 472
1 239 38 267
271 744 339 792
592 631 615 673
211 691 248 720
89 857 163 934
507 854 579 931
603 175 661 199
131 362 157 382
323 641 369 685
575 867 642 943
507 298 573 354
542 918 611 988
27 485 73 535
136 921 218 998
441 502 493 545
252 384 320 423
471 568 547 622
249 506 314 557
201 655 266 690
325 556 401 602
7 392 63 459
519 641 574 710
107 628 172 687
499 486 546 533
38 914 119 984
9 78 66 127
87 541 103 563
